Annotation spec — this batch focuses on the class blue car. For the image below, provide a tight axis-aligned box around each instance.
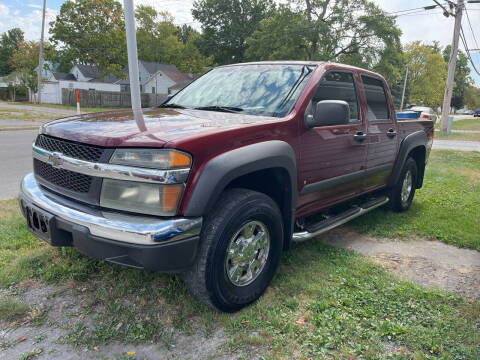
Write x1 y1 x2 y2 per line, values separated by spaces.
475 109 480 117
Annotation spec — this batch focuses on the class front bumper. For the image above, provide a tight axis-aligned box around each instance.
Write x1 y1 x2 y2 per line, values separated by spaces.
19 173 202 272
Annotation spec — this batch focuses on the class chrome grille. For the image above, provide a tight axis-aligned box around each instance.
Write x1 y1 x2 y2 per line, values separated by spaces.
34 159 93 193
35 135 104 162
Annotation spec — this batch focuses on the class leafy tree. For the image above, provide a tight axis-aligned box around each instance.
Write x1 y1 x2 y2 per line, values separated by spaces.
0 28 24 76
177 24 198 44
135 6 211 74
404 41 447 108
245 1 403 84
49 0 127 79
464 85 480 110
192 0 274 64
442 45 472 110
9 40 43 101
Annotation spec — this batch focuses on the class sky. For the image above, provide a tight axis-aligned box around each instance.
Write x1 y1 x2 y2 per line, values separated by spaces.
0 0 479 85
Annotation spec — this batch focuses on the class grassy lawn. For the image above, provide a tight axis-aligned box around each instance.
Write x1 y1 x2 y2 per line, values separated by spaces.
352 150 480 250
0 107 59 121
11 102 129 113
449 118 480 131
0 149 479 358
434 131 480 141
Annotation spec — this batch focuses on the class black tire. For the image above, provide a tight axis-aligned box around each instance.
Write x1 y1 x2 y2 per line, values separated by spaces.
182 188 284 312
388 157 418 212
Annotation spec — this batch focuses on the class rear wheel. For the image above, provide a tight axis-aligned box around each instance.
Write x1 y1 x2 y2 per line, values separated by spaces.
389 157 418 212
182 188 283 312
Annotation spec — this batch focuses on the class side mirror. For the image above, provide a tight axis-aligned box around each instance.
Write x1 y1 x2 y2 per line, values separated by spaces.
305 100 350 128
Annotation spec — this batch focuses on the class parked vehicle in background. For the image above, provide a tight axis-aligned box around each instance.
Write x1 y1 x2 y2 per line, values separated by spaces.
463 110 474 115
474 109 480 117
408 106 438 123
19 62 434 312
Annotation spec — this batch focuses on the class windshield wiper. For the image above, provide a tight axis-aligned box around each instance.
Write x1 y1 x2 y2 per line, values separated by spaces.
159 103 186 109
194 105 244 113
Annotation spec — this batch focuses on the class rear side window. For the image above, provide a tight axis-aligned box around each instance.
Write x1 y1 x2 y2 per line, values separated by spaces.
312 71 360 123
361 75 390 122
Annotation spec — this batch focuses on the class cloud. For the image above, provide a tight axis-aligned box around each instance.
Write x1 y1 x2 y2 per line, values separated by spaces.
0 4 57 41
27 3 42 9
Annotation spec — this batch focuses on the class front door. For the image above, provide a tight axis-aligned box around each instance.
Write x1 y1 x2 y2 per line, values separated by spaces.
359 75 398 191
297 70 368 217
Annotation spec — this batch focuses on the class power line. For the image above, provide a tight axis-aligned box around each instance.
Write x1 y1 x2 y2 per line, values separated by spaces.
460 25 480 75
464 7 479 49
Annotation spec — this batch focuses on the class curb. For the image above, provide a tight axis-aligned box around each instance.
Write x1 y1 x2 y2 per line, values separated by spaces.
0 126 40 132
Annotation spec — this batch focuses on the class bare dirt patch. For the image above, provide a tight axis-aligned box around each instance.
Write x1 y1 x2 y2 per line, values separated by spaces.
0 284 228 360
321 227 480 298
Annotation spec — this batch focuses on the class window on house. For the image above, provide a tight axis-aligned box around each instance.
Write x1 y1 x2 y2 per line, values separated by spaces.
152 87 155 94
361 75 390 122
311 71 360 123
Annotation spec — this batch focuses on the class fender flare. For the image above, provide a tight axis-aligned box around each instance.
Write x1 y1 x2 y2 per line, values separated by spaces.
183 140 297 244
388 130 427 188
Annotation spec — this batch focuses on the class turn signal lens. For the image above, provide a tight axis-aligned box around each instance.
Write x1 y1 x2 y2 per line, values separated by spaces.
162 184 183 212
168 151 191 168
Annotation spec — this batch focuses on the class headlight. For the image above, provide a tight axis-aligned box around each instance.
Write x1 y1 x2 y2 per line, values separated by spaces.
110 149 191 169
100 179 183 216
102 149 191 216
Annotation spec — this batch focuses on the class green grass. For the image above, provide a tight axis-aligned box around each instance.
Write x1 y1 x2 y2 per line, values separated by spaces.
11 102 128 113
0 296 30 322
0 107 59 121
0 151 479 358
352 150 480 250
450 118 480 131
434 130 480 141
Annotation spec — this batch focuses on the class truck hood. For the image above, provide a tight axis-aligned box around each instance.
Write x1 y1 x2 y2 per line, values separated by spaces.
42 108 277 147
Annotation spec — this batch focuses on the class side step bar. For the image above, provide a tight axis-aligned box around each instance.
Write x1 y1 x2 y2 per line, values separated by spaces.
292 196 389 242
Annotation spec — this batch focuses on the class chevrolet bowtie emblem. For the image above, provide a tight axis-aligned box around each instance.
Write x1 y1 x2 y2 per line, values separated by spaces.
48 152 64 168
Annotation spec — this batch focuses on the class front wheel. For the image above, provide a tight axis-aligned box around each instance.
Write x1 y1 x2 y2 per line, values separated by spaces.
182 188 284 312
388 157 418 212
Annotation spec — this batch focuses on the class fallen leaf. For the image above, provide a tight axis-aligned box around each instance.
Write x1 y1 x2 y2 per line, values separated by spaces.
295 316 305 325
93 346 99 351
127 351 136 355
17 337 26 343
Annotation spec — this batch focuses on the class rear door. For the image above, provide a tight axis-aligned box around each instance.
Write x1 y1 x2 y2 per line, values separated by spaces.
360 75 398 191
297 69 368 215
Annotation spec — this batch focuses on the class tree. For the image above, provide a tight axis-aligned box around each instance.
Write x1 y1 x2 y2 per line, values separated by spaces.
135 6 211 74
404 41 447 108
49 0 127 79
245 0 403 85
0 28 24 76
442 45 472 110
9 40 43 101
192 0 274 64
464 85 480 110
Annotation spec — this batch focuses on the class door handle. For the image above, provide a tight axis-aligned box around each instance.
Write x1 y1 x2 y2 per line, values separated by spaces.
387 128 397 138
353 131 367 142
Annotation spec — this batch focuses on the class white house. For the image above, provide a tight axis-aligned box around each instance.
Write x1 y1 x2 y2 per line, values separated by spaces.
120 61 194 95
37 64 121 104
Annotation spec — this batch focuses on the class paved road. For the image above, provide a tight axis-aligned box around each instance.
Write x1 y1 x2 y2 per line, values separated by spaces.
0 130 37 200
433 139 480 152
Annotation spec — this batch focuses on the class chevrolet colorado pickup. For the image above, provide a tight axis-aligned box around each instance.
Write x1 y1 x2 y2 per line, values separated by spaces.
19 62 434 312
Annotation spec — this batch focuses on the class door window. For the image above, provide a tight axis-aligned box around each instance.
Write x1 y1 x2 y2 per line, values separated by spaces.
311 71 360 123
361 75 390 122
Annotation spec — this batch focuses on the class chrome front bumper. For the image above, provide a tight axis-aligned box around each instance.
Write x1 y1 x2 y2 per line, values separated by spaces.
19 173 202 245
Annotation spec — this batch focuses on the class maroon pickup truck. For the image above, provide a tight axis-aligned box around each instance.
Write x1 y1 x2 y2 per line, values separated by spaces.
19 62 434 312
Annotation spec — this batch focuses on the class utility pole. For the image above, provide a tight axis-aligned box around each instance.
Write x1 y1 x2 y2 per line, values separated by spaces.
37 0 47 104
400 64 409 111
440 0 464 135
123 0 143 120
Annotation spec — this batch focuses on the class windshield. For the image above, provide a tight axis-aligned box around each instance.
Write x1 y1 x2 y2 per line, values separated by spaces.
165 64 314 117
